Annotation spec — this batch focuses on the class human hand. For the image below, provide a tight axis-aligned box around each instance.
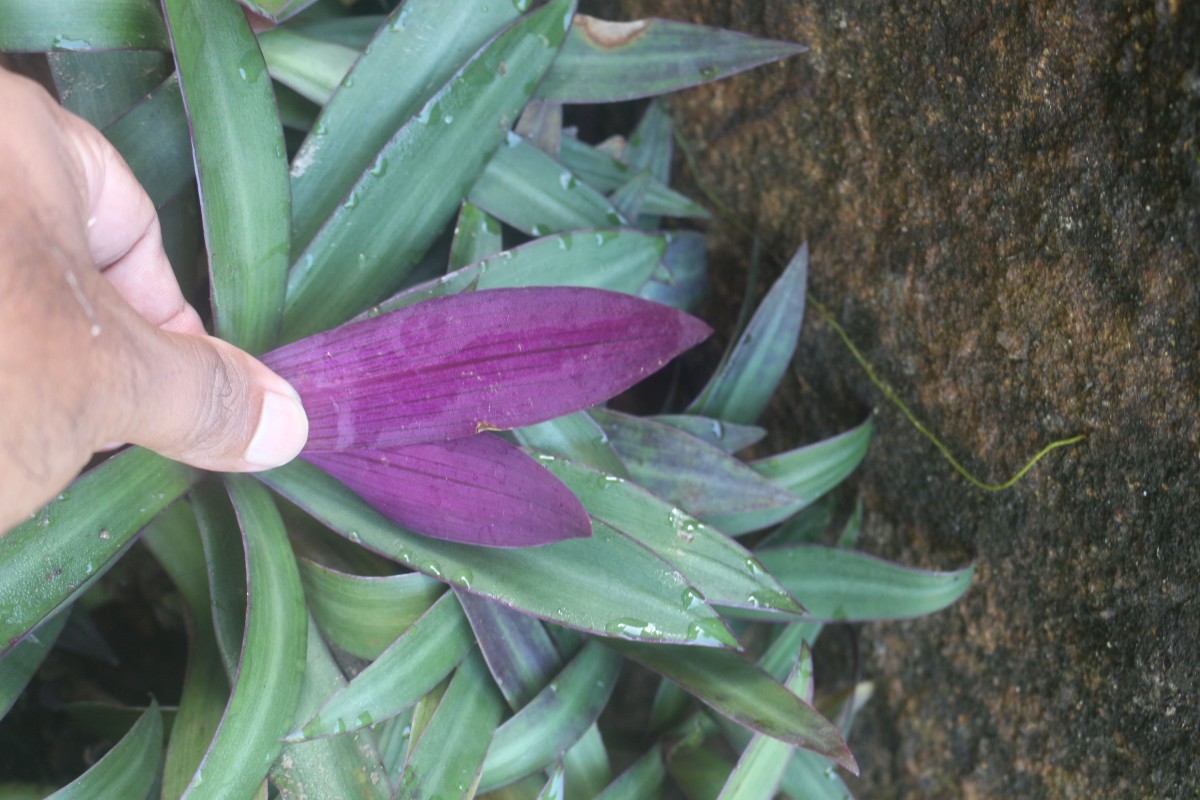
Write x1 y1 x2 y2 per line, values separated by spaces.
0 68 308 533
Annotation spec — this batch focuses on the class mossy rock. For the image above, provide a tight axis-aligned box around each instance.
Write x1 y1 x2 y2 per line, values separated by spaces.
587 0 1199 796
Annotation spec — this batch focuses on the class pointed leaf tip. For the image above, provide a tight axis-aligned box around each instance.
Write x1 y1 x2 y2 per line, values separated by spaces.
306 434 592 548
265 287 711 451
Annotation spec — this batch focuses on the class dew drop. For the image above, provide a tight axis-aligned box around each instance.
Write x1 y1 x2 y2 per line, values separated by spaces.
347 530 362 543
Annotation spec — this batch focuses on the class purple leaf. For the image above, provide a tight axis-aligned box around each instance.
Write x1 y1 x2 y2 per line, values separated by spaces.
304 434 591 548
264 287 711 451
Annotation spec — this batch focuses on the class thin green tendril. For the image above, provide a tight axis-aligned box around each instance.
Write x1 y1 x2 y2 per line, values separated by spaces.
672 128 1086 491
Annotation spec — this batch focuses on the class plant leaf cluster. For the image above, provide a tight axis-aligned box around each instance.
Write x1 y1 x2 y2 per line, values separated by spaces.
0 1 973 797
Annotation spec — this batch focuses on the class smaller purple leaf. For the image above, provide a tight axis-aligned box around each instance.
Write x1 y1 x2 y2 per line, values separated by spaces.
305 434 591 548
265 287 711 451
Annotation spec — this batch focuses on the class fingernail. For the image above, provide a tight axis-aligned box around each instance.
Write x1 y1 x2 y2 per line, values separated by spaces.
244 390 309 469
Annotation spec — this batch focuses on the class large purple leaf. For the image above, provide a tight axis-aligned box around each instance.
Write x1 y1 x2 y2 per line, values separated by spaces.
305 434 591 548
264 287 710 451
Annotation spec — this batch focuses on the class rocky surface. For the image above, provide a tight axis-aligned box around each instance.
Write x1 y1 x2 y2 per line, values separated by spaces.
588 1 1198 796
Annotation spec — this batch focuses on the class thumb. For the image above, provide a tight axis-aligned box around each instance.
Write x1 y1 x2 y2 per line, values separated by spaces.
109 324 309 472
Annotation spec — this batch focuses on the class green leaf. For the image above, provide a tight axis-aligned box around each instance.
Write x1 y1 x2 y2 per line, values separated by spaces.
293 590 473 740
0 612 67 718
623 99 673 182
456 591 563 709
638 230 708 312
259 460 731 647
395 650 504 799
479 641 621 792
270 615 391 800
751 417 873 504
300 560 445 660
191 482 247 680
755 545 974 622
558 135 706 219
591 409 803 535
595 743 665 800
283 0 573 339
469 133 626 236
781 750 856 800
562 725 611 800
606 640 857 774
101 74 193 210
256 28 358 105
609 170 653 222
141 502 230 800
286 15 383 49
666 744 732 800
239 0 320 23
536 15 805 103
514 412 630 479
689 243 808 424
184 477 306 800
652 414 765 453
285 0 523 258
163 0 290 353
46 703 162 799
372 229 665 315
0 0 168 51
541 457 803 617
716 647 812 800
536 763 566 800
48 50 172 127
756 496 835 549
449 201 504 271
0 448 193 655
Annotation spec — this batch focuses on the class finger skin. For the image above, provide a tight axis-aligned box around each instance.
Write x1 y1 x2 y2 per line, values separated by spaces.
0 69 307 534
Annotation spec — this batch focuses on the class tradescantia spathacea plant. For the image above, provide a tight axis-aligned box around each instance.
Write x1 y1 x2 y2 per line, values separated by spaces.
0 1 974 797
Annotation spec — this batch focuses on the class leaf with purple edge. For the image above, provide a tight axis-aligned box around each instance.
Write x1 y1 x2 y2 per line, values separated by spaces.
540 457 804 617
557 135 708 220
651 414 766 453
604 640 858 775
282 0 576 339
469 132 627 236
688 243 808 425
595 743 666 800
0 448 194 656
0 0 168 52
370 229 667 315
237 0 318 24
751 417 873 505
265 287 710 453
291 590 472 741
270 615 391 800
284 0 523 258
164 0 291 353
257 460 736 647
299 560 445 660
752 545 974 623
449 201 504 271
591 408 804 535
456 590 564 709
536 15 806 104
638 230 709 312
478 641 621 792
305 435 592 548
395 650 504 799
